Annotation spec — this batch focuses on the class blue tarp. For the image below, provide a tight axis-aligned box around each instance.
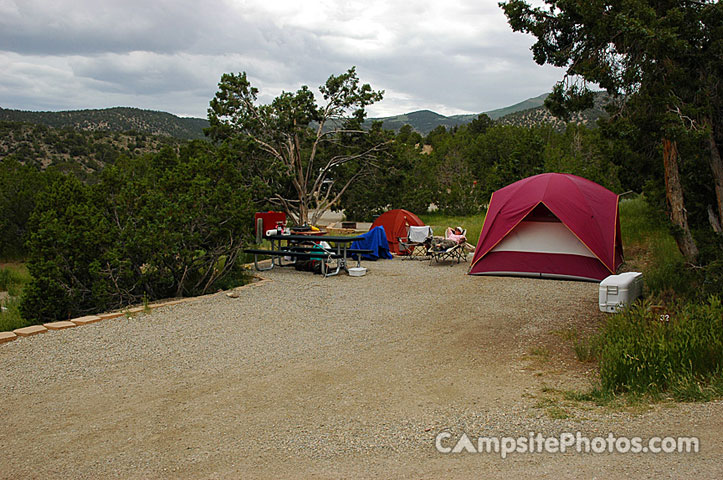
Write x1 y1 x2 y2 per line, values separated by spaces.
351 226 393 260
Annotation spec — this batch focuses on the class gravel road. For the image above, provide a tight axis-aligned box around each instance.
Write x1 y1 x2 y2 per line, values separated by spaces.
1 258 721 479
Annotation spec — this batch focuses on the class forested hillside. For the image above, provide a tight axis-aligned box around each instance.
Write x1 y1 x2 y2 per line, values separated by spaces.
1 92 607 141
0 107 209 140
0 121 182 177
497 92 610 129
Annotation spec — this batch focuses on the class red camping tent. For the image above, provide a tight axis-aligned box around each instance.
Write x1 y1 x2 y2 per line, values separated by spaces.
469 173 623 281
369 209 425 255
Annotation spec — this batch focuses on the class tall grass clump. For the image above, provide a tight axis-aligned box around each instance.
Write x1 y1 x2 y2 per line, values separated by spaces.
598 297 723 400
0 296 31 332
618 195 662 245
0 264 33 331
0 265 31 294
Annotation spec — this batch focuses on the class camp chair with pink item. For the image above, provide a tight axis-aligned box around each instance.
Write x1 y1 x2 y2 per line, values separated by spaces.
429 227 468 265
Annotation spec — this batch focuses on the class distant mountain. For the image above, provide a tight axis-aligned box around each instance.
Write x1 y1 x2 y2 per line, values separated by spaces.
1 91 610 143
496 92 610 129
483 93 549 120
365 92 608 134
0 107 209 140
365 110 471 134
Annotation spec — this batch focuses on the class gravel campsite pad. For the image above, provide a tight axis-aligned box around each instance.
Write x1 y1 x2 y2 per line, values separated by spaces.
1 259 721 478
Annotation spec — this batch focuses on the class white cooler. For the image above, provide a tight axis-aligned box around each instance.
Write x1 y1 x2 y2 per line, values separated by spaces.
599 272 643 313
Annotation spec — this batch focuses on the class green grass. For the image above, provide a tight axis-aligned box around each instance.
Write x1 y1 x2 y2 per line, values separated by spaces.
573 334 601 363
0 296 31 331
546 406 571 419
618 196 665 245
529 346 552 361
0 263 32 331
0 263 31 295
597 297 723 398
618 196 690 298
418 211 487 246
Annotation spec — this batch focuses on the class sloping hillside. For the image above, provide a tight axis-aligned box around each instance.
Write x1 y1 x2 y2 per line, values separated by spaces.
0 121 182 176
365 92 607 134
0 107 209 140
483 93 549 120
365 110 471 134
1 91 611 146
496 92 609 129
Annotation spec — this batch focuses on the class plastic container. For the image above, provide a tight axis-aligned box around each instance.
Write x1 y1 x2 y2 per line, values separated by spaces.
599 272 643 313
348 267 367 277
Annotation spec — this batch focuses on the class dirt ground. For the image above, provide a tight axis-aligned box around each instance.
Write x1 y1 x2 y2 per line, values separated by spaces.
1 259 721 479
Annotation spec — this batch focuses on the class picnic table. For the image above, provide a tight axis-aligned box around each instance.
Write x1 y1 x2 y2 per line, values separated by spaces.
244 233 371 277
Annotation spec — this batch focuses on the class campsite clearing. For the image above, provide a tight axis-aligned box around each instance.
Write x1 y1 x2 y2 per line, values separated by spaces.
0 259 720 478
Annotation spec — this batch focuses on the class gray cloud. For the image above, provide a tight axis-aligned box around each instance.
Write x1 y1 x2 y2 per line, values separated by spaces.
0 0 232 55
0 0 563 118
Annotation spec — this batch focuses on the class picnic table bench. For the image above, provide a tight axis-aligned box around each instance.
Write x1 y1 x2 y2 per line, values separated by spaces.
244 233 372 277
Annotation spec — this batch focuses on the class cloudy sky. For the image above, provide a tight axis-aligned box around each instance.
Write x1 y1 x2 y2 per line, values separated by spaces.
0 0 564 119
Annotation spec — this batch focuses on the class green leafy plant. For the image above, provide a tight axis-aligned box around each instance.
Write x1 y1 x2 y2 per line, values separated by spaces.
598 297 723 399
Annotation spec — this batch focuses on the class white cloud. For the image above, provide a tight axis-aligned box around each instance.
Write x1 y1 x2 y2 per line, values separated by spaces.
0 0 564 118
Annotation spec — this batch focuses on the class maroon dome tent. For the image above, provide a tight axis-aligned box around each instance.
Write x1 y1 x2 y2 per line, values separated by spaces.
469 173 623 281
369 209 425 255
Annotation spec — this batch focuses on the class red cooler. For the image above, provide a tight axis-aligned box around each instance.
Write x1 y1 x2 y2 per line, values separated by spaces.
254 211 286 236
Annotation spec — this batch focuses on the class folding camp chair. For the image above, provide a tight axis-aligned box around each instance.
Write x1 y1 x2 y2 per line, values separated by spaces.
398 225 433 259
429 228 468 265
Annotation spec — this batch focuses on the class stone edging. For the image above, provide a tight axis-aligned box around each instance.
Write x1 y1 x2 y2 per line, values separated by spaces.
2 273 270 345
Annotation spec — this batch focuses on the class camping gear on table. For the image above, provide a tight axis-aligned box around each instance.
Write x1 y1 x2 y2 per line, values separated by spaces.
599 272 643 312
369 209 425 255
350 226 393 260
469 173 623 282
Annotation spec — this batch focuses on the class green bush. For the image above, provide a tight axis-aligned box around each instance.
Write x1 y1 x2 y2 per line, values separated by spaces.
598 297 723 398
0 159 51 259
20 142 255 322
0 296 30 331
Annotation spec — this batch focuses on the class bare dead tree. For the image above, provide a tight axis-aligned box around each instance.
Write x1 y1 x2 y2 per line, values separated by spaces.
207 67 387 225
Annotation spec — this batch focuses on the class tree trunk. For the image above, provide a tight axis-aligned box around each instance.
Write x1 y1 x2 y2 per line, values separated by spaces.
298 202 309 226
662 138 699 262
708 129 723 230
708 205 722 234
